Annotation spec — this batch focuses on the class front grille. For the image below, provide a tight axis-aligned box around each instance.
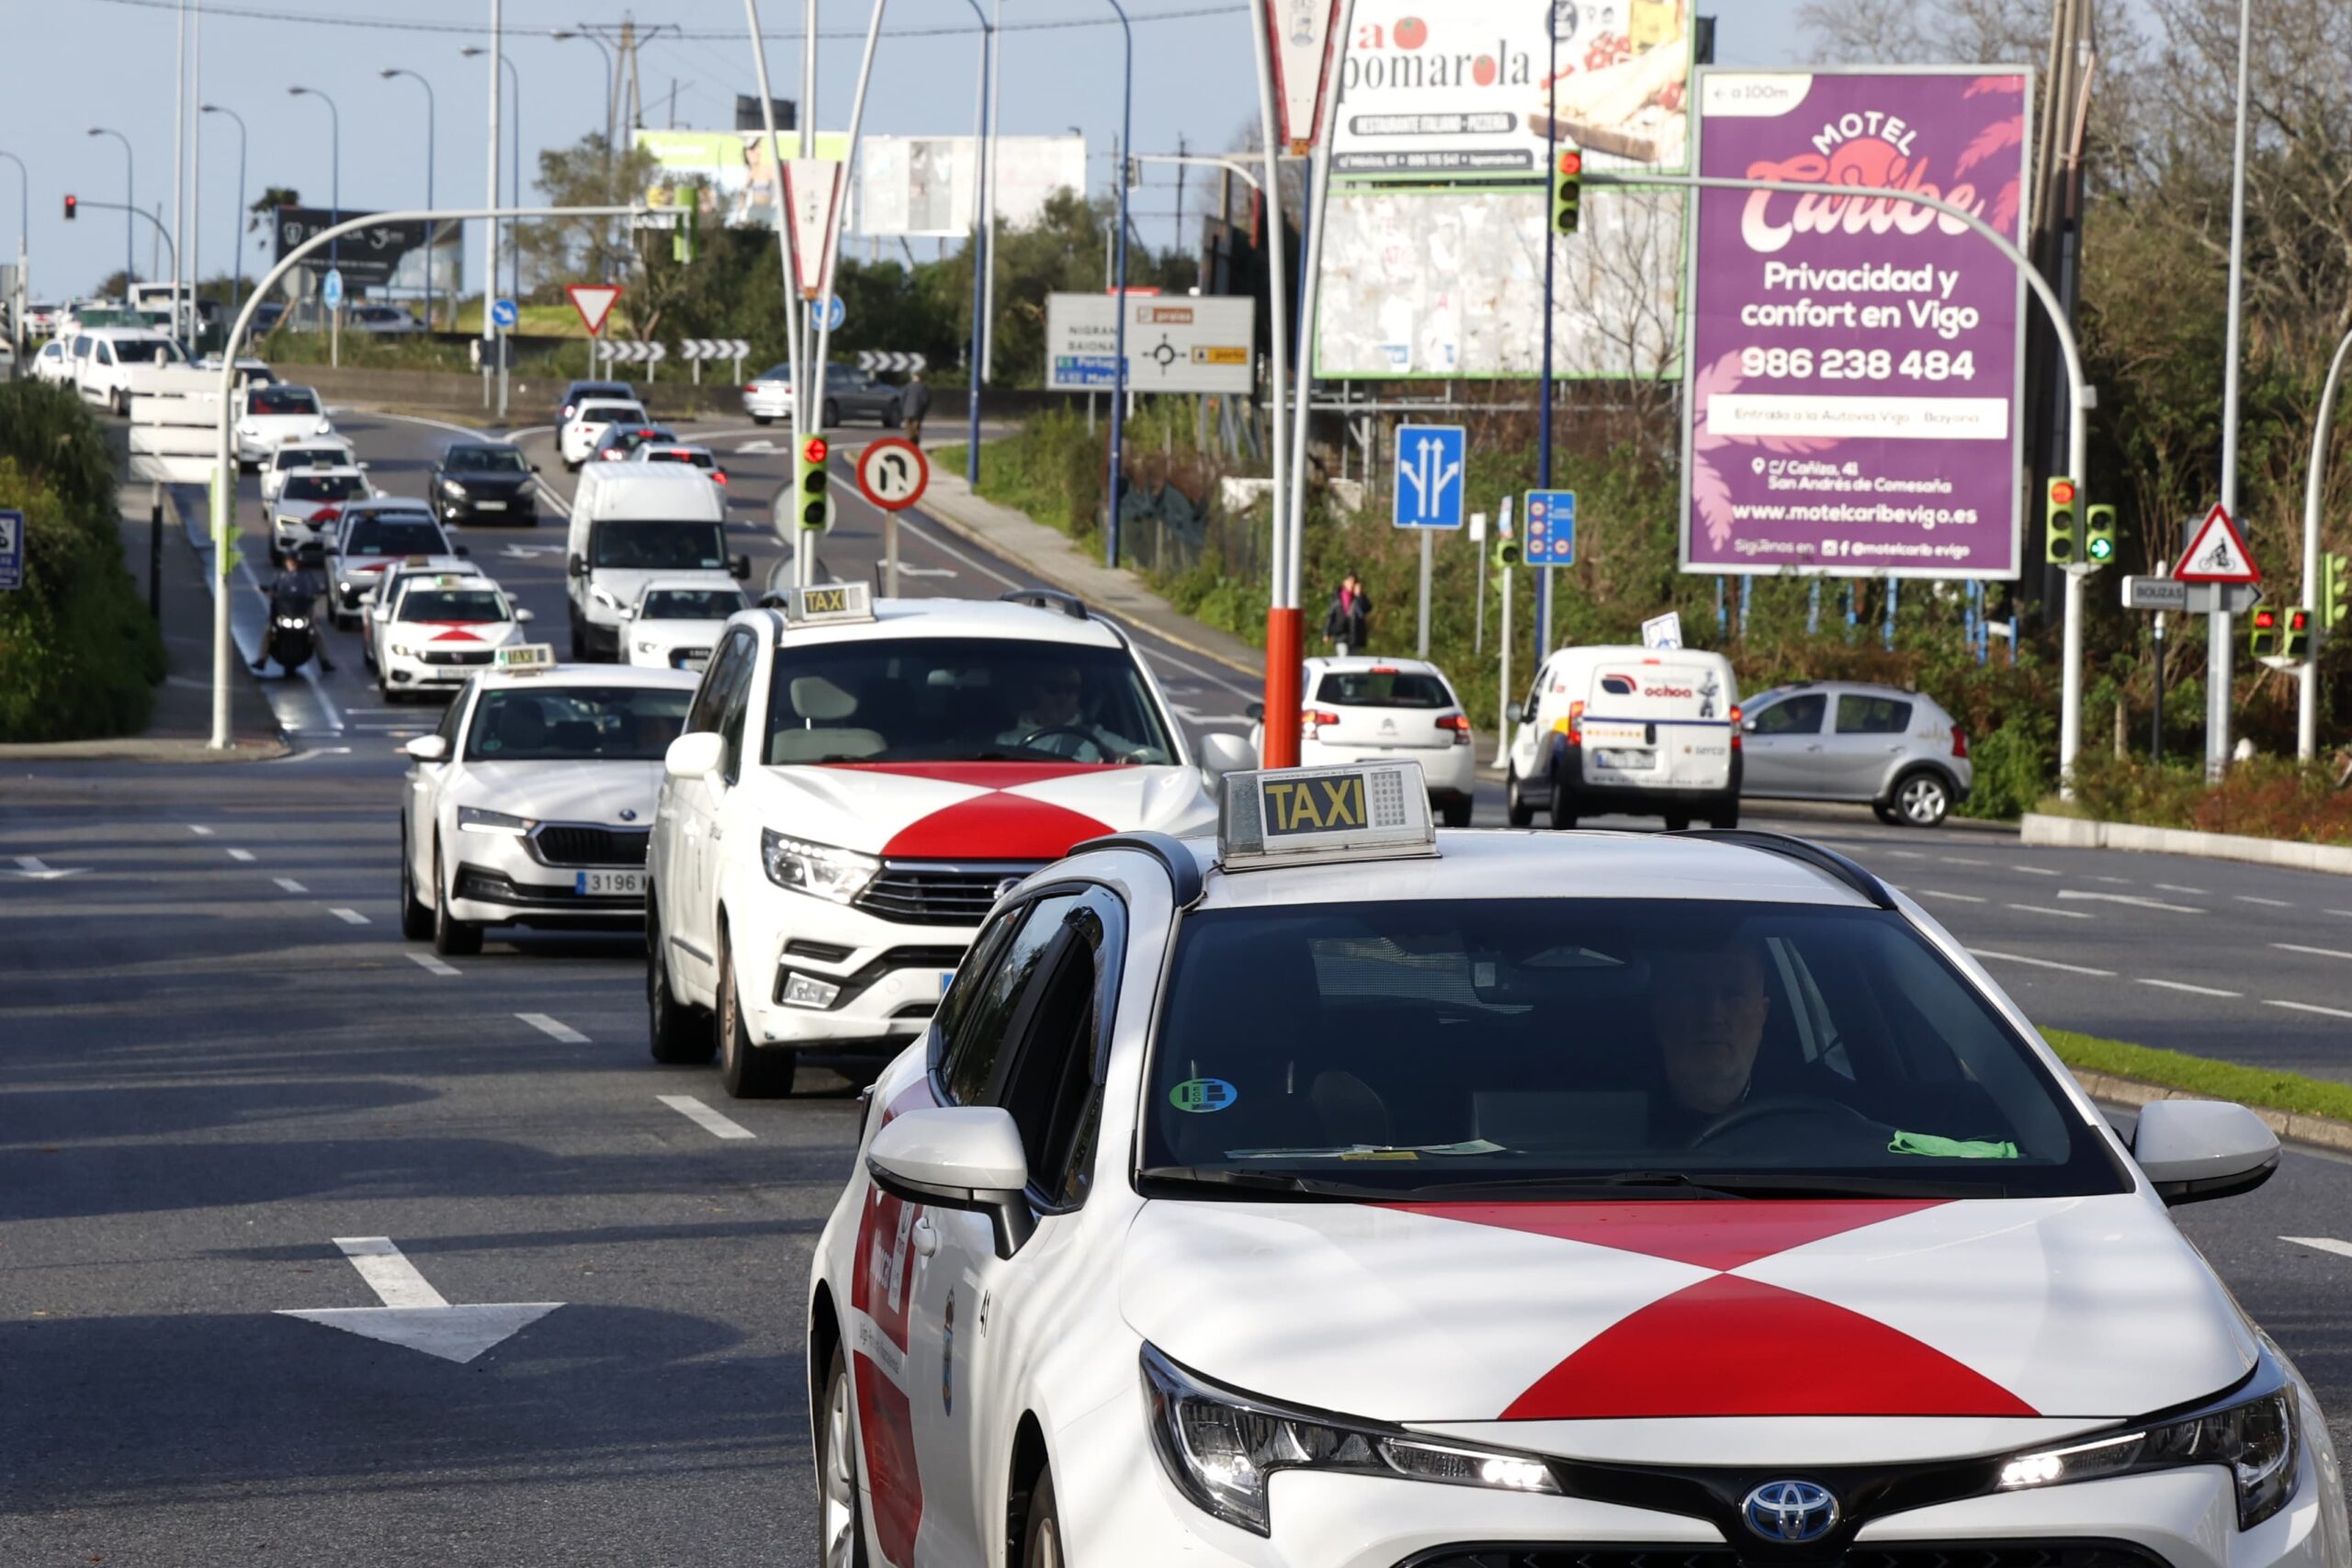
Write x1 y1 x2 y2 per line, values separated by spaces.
453 868 640 908
775 944 969 1008
854 863 1043 926
421 648 495 667
1408 1549 2167 1568
532 825 650 867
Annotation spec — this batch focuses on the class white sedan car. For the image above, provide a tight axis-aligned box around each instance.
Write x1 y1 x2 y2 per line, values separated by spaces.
260 436 360 504
623 577 748 671
373 572 533 702
399 660 701 953
559 398 650 470
1248 655 1477 825
807 763 2347 1568
234 382 334 468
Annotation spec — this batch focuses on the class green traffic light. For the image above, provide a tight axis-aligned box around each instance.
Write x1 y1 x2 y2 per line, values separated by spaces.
2087 536 2113 562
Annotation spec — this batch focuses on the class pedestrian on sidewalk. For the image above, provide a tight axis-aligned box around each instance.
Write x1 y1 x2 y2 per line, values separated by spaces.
904 370 932 447
1324 572 1373 656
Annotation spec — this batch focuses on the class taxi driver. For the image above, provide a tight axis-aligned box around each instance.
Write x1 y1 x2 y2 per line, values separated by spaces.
1648 934 1773 1124
999 660 1146 762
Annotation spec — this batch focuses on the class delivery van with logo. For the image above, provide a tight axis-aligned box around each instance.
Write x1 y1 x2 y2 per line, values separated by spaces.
1503 644 1741 829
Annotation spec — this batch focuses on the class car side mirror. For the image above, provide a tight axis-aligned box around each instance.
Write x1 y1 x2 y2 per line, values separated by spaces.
2132 1100 2279 1205
1244 701 1265 721
568 556 588 579
403 734 450 763
729 554 752 581
1506 702 1526 725
1196 732 1255 779
1742 717 1758 733
866 1106 1034 1258
514 607 535 624
529 463 541 473
453 546 470 558
664 731 726 782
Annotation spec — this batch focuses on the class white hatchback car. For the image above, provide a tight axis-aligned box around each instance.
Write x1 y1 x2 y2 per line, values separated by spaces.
806 765 2347 1568
1248 656 1476 826
622 576 749 671
560 398 650 470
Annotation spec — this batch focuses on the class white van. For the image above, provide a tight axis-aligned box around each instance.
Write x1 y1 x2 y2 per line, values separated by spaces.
73 328 185 415
565 464 747 660
1503 644 1742 830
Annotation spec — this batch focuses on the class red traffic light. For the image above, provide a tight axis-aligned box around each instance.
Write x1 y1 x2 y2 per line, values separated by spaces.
802 436 830 465
62 194 76 220
2289 609 2312 631
2253 607 2279 630
1558 151 1583 177
2049 479 2077 506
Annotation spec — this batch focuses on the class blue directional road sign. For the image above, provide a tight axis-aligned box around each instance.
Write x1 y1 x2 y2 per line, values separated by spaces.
322 268 345 310
0 509 22 592
823 294 847 332
1522 490 1577 566
491 298 519 330
1393 423 1467 530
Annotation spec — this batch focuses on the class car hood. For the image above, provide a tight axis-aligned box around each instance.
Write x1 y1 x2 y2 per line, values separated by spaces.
445 471 534 494
739 761 1216 859
453 759 663 822
584 569 729 615
388 621 526 652
628 617 725 650
243 412 324 435
1117 1195 2256 1438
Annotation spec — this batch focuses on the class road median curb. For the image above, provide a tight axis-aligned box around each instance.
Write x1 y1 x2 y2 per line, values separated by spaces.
2068 1066 2352 1156
2023 810 2352 875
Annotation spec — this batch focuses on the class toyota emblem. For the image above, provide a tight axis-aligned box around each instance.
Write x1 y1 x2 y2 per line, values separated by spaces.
1742 1480 1838 1543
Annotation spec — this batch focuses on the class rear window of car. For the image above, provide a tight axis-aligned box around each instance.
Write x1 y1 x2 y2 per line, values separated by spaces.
284 474 367 502
276 446 342 470
1315 670 1453 709
252 387 321 416
1837 695 1916 735
580 403 645 424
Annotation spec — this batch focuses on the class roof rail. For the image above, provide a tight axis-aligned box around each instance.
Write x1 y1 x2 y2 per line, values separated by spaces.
1068 830 1204 908
1677 829 1897 910
998 588 1090 621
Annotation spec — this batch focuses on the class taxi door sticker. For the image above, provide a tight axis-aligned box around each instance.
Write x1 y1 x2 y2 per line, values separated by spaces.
851 1080 936 1567
1261 774 1368 835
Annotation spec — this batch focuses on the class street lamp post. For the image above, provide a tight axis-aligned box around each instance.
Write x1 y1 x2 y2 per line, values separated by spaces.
87 128 135 288
1102 0 1134 568
460 48 522 305
0 152 26 351
957 0 993 486
198 107 245 317
380 69 438 328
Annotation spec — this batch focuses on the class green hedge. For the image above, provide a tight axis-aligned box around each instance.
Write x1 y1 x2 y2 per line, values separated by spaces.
0 384 164 741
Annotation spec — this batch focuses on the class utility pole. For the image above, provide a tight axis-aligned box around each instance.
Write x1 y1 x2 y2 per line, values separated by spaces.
2212 0 2255 781
481 0 501 416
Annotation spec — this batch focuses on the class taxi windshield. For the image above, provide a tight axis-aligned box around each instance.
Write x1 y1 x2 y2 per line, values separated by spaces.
464 685 693 761
399 589 507 623
447 446 529 473
640 588 743 620
590 521 726 571
284 473 367 502
1138 899 2129 1201
345 519 447 558
763 637 1176 766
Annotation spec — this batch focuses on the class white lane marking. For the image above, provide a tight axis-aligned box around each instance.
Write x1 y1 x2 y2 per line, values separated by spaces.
1968 949 2117 977
658 1094 756 1140
2331 910 2352 919
408 952 460 976
329 908 369 925
227 848 257 863
1879 849 1926 860
2285 1236 2352 1261
518 1012 587 1043
2236 895 2293 908
188 824 215 836
2136 977 2241 998
2006 903 2092 919
1940 855 1989 866
2155 884 2208 895
2093 875 2133 885
2275 943 2352 961
274 877 308 894
2267 999 2352 1021
295 656 345 735
1917 889 1987 904
2011 865 2062 876
2055 890 2204 914
10 856 87 881
332 1235 448 1308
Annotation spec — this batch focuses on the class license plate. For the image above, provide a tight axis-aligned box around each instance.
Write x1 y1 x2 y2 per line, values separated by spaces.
1596 748 1657 771
576 870 646 897
474 499 505 511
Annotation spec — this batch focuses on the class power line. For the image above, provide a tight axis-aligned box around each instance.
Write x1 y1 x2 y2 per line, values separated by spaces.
80 0 1243 40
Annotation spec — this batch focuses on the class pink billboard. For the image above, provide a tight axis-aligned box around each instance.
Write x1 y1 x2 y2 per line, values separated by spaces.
1680 68 2031 580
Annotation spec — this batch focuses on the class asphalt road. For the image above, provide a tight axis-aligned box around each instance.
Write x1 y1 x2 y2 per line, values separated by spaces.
7 406 2352 1560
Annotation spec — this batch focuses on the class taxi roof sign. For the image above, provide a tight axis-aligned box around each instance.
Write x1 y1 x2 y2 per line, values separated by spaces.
782 581 876 627
1217 762 1436 872
494 644 558 671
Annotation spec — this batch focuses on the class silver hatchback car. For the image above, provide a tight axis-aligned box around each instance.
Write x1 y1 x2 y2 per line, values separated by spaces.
1739 681 1974 827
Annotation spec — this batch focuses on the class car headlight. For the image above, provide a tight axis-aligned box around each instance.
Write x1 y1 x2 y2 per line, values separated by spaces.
759 829 879 904
389 643 413 659
635 640 657 654
314 419 334 434
238 423 257 437
458 806 535 837
591 587 620 610
442 479 466 498
1141 1345 1559 1536
1996 1356 2300 1531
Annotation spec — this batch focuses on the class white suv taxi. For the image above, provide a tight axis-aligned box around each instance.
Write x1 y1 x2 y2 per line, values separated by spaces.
373 572 534 701
398 651 700 954
646 585 1250 1098
807 764 2347 1568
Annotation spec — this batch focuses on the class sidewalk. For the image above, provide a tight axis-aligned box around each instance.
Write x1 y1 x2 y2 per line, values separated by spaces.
0 491 284 761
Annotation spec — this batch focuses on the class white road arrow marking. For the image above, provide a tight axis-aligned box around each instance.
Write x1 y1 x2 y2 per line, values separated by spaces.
735 439 781 455
2054 890 2204 914
277 1236 561 1364
2284 1236 2352 1262
501 544 565 559
897 563 957 579
10 856 87 881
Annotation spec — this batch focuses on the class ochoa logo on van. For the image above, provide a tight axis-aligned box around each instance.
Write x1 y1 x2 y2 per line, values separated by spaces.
1644 684 1696 700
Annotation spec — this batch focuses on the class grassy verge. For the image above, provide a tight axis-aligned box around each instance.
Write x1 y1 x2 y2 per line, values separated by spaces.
2046 1028 2352 1124
2036 754 2352 847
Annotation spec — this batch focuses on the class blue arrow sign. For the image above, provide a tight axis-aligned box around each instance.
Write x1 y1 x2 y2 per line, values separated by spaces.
322 269 345 310
491 298 519 330
1393 424 1467 530
1522 490 1577 566
824 294 847 332
0 508 22 592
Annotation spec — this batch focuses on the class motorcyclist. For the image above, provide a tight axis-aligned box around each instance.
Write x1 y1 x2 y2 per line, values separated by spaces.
254 546 337 674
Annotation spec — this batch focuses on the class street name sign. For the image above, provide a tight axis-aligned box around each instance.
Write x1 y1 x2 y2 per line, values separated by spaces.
2123 576 2187 613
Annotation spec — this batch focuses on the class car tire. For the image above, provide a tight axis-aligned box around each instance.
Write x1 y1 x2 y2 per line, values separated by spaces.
1709 802 1741 830
1016 1465 1063 1568
399 820 435 941
1664 812 1691 833
109 388 126 417
815 1338 870 1568
1548 775 1578 829
822 399 841 427
1890 769 1952 829
1441 795 1473 829
1504 767 1534 829
752 414 775 427
717 931 796 1099
647 899 717 1065
431 841 483 957
1872 800 1905 827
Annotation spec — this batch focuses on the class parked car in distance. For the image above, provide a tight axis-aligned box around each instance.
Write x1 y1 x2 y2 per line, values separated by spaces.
740 363 793 425
1739 681 1974 828
815 363 903 427
430 441 539 526
351 303 427 335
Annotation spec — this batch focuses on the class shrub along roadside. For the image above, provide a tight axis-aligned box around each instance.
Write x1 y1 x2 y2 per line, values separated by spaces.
2048 754 2352 847
2046 1028 2352 1126
0 384 164 742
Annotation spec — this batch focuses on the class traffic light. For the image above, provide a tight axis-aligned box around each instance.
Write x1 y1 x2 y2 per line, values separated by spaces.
62 194 75 222
2045 477 2078 565
2283 607 2313 660
2324 552 2350 630
795 434 831 531
2248 604 2281 659
1491 536 1522 570
1550 146 1583 236
2085 502 2117 567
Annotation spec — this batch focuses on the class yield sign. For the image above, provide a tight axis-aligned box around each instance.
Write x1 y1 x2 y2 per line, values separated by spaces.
784 159 846 302
2174 503 2261 583
565 283 622 338
1262 0 1347 153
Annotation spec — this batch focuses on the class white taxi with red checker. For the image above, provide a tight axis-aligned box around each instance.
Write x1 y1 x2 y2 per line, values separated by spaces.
372 570 536 701
805 763 2348 1568
645 584 1250 1100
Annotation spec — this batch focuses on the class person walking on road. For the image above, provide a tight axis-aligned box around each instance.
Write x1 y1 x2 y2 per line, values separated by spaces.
1324 572 1373 656
904 370 932 447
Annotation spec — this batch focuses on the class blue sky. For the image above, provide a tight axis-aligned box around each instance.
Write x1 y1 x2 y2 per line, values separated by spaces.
5 0 1810 299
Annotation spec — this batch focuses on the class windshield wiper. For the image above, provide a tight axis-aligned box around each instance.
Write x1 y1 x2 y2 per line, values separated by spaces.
1391 1171 1990 1201
1136 1166 1389 1200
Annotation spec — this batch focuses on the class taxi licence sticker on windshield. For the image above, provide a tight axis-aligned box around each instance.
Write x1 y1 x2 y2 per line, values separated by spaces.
1169 1077 1238 1113
1261 774 1367 835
